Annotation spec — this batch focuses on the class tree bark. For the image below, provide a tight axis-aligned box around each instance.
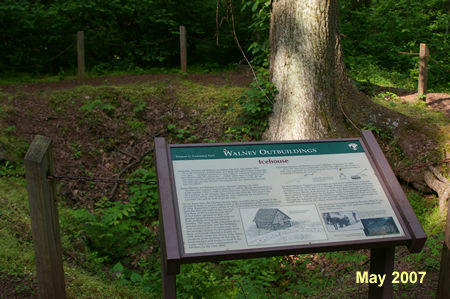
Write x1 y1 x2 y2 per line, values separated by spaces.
424 166 450 215
264 0 350 140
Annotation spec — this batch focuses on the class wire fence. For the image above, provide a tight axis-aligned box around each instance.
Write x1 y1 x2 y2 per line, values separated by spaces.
1 158 448 185
2 29 239 71
3 43 76 70
48 174 157 185
4 29 448 89
0 172 158 185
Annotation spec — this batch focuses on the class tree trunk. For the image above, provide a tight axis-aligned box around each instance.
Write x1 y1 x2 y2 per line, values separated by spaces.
263 0 447 198
264 0 350 140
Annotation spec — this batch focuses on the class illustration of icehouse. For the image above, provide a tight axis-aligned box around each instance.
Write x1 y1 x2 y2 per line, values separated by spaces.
253 208 291 230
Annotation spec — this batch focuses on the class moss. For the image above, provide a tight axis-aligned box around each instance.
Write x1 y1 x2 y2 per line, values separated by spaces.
64 265 158 299
370 94 449 166
372 95 449 141
0 179 34 275
175 80 246 128
408 191 445 235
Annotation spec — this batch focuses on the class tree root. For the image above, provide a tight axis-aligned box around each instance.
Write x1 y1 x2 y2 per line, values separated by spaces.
343 85 449 207
424 166 450 215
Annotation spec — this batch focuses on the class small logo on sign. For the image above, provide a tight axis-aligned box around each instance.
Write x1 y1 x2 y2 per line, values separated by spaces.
348 143 359 151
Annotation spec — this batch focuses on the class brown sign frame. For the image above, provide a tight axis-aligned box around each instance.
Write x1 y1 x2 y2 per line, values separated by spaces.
154 130 426 298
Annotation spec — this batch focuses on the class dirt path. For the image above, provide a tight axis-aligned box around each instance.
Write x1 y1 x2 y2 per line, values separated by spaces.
2 74 448 117
400 92 450 117
0 72 253 94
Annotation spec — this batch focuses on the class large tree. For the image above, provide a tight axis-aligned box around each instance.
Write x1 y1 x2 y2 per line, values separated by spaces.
262 0 449 207
264 0 350 140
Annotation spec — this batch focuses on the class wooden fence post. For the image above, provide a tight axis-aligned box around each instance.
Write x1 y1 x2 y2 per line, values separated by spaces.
437 198 450 298
77 31 85 80
179 25 187 73
24 135 66 299
418 43 429 96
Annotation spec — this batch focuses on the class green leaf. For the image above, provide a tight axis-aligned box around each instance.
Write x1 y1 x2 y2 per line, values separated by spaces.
112 262 124 273
130 272 143 283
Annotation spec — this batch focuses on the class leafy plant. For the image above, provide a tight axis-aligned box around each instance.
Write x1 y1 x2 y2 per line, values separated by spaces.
377 91 400 102
220 257 283 298
127 119 145 132
225 69 276 141
177 263 226 298
241 0 272 66
0 161 14 175
362 123 393 140
58 67 65 80
408 191 444 234
80 99 116 115
69 141 83 159
65 168 158 262
167 124 198 142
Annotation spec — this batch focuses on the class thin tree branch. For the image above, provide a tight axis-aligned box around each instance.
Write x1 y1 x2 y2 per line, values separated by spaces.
227 0 273 104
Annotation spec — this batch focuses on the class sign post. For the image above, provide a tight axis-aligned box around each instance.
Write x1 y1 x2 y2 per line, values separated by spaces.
155 130 426 298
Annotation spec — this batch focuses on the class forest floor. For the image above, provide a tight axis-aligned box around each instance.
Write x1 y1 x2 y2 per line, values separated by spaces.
400 92 450 117
0 72 254 93
1 72 448 116
0 72 448 298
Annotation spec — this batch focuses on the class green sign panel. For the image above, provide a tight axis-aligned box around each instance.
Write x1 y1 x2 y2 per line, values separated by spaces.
171 141 364 160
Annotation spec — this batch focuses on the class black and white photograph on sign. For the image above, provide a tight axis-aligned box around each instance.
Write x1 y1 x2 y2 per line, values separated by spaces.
322 211 364 232
239 205 327 246
361 217 400 236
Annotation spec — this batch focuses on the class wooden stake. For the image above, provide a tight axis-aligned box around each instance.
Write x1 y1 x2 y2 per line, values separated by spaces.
418 43 429 96
179 26 187 73
24 135 66 299
77 31 85 80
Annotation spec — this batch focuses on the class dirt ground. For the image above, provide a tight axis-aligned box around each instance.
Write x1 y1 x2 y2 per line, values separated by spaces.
400 92 450 117
2 74 448 117
0 72 257 298
371 85 450 117
1 71 254 202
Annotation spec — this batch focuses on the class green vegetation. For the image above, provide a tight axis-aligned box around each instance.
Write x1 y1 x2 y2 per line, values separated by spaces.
0 70 447 297
340 0 449 90
0 0 252 77
372 91 450 162
223 68 276 141
0 178 154 298
1 0 448 90
0 0 448 297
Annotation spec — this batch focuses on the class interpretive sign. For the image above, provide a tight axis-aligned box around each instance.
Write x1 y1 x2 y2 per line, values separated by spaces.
171 140 404 254
155 131 426 299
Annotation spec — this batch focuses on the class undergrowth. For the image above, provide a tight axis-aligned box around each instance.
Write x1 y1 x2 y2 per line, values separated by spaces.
0 177 155 298
224 68 276 141
0 70 447 297
349 62 417 91
371 91 449 165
